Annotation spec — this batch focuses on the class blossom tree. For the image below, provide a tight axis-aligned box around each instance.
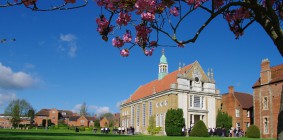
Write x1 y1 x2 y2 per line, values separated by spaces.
94 0 283 57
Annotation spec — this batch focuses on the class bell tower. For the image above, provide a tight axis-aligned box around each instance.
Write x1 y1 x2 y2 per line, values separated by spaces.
158 49 168 80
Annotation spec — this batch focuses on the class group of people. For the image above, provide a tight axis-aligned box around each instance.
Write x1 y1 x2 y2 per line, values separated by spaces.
100 127 111 134
207 127 245 137
117 126 135 135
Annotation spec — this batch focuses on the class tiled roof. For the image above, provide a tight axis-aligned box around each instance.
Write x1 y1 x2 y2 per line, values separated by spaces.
35 109 50 116
69 116 80 121
253 64 283 87
234 92 253 109
85 116 96 121
125 64 193 104
58 110 74 118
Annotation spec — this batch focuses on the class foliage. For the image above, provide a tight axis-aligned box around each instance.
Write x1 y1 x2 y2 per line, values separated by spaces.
47 119 52 127
80 102 89 116
216 110 232 130
165 108 185 136
100 113 115 127
190 120 209 137
94 119 100 128
4 99 34 128
42 119 46 127
94 0 283 57
147 116 161 135
79 126 86 131
27 109 35 124
246 125 260 138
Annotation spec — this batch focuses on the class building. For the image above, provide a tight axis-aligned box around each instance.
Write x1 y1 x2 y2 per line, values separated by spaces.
68 116 95 127
34 108 74 126
120 50 222 134
113 113 120 127
100 117 109 128
0 114 30 128
221 86 253 132
253 59 283 138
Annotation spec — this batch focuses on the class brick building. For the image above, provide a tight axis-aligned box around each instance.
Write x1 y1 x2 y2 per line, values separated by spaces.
221 86 253 132
68 116 95 127
120 50 222 134
34 108 74 126
100 117 109 128
253 59 283 138
0 114 30 128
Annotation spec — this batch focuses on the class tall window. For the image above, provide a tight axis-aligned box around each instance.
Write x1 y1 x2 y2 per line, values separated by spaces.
246 122 250 128
160 114 163 127
264 117 269 134
263 97 268 110
149 102 152 116
236 109 240 117
156 114 159 127
194 96 201 108
142 103 146 127
201 96 204 108
247 111 250 118
131 106 134 127
136 105 140 126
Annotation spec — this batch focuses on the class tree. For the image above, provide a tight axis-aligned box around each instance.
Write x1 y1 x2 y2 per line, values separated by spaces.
216 109 232 130
0 0 88 11
246 125 260 138
190 120 209 137
79 102 88 116
165 108 185 136
94 119 100 128
4 99 34 128
27 109 35 125
42 119 46 127
147 115 161 135
94 0 283 57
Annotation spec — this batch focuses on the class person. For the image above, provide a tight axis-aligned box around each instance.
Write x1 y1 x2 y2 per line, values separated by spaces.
229 129 233 137
131 127 135 135
118 126 121 134
188 127 191 136
182 127 185 136
122 127 125 134
75 127 79 132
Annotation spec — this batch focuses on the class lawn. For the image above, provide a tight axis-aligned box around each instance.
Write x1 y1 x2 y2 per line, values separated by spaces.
0 129 275 140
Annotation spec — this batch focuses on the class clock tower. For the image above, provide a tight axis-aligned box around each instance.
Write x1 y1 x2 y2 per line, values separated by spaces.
158 49 168 80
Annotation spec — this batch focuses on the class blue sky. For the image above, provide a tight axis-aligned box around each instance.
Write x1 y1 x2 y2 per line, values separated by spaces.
0 2 281 115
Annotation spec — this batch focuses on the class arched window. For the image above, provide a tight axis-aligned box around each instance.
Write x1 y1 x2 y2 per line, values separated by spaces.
156 114 159 127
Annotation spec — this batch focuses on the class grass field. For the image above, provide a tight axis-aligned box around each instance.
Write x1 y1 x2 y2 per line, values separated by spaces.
0 129 276 140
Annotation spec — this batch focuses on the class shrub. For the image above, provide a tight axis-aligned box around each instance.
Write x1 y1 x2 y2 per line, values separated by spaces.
79 126 85 131
190 120 209 137
165 108 185 136
246 125 260 138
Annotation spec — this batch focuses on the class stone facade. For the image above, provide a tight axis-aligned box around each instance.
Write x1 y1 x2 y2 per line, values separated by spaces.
120 52 221 135
253 59 283 138
221 86 253 132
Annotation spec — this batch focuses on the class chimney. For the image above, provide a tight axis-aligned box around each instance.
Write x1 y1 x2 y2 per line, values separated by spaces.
228 86 234 94
260 58 271 85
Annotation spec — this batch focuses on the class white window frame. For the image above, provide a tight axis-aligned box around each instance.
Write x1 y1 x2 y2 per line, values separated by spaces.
247 110 250 118
142 103 146 127
236 109 240 117
136 105 140 126
156 114 159 127
149 102 152 116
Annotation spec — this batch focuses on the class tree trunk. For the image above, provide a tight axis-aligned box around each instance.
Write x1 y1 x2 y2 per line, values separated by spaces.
278 86 283 140
273 33 283 57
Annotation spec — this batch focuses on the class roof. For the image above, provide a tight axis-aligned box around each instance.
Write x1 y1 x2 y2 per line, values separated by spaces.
85 116 96 121
58 110 74 118
35 109 50 116
234 92 253 109
69 116 80 121
253 64 283 87
125 64 193 104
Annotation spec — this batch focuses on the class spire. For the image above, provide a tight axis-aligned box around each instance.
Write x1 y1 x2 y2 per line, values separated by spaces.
211 68 214 82
207 68 211 82
158 49 168 80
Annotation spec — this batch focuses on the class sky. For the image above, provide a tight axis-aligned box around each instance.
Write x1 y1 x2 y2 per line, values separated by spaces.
0 2 282 115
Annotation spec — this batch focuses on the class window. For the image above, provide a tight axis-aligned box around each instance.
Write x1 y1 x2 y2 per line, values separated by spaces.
236 109 240 117
160 102 163 107
247 111 250 118
156 102 159 108
142 103 146 127
264 117 269 134
246 122 250 128
194 96 201 108
201 96 204 108
62 112 66 115
149 102 152 116
263 97 268 110
160 114 163 127
80 119 85 125
156 114 159 127
136 105 140 126
131 106 134 127
164 100 168 106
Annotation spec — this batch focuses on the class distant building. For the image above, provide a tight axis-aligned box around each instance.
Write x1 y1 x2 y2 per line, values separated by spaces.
120 50 221 134
253 59 283 138
100 117 109 128
34 108 74 126
113 113 120 127
221 86 253 132
0 114 30 128
68 116 96 127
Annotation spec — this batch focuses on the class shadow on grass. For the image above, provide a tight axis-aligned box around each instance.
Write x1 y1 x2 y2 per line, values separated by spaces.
0 131 133 139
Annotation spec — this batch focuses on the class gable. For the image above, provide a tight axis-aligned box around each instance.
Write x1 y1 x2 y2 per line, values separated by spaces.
185 61 210 82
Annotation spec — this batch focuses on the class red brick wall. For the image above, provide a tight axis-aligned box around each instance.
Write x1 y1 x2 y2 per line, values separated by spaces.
49 109 59 125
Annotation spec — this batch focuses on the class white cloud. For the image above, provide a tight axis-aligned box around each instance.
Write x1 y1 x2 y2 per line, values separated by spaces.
0 63 39 90
59 34 78 58
60 34 76 42
72 104 110 116
0 91 17 106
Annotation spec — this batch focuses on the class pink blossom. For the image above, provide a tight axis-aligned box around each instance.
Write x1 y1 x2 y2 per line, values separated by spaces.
123 30 132 42
135 0 156 14
214 0 224 9
141 12 155 22
116 12 131 26
150 41 157 46
170 7 179 16
144 48 154 56
112 37 124 48
120 49 130 57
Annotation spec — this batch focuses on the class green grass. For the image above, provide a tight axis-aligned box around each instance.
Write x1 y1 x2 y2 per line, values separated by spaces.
0 129 275 140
